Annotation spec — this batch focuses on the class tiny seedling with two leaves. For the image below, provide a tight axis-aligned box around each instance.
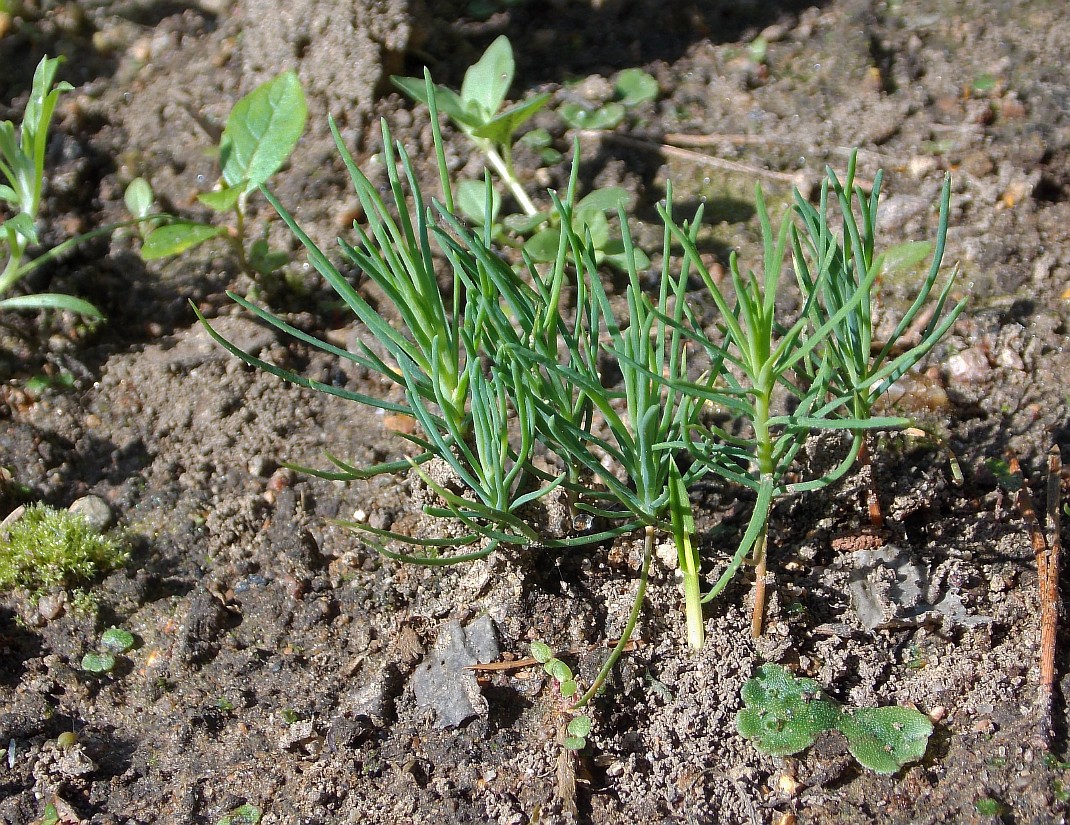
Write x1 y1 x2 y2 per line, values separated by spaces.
393 36 648 270
530 641 592 750
736 664 934 774
127 71 307 283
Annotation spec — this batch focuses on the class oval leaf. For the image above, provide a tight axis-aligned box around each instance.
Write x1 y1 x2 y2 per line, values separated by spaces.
221 71 307 190
615 68 659 106
198 186 243 211
461 35 513 120
558 102 626 130
124 178 153 219
100 627 135 653
81 651 116 674
523 227 562 262
530 641 554 663
141 223 225 259
838 706 933 774
0 292 103 318
456 179 501 226
567 715 592 738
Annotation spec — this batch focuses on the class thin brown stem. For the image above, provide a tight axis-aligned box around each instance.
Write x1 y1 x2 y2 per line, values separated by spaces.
859 436 885 529
750 527 769 638
1010 449 1063 747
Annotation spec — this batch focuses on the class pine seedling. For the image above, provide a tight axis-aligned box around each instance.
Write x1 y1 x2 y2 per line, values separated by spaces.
791 151 965 526
0 56 111 318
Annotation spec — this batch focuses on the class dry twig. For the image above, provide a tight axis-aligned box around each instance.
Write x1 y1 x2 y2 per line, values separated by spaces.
1010 448 1063 746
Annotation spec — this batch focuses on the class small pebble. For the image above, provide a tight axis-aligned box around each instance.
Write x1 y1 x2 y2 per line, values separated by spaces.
946 347 991 384
38 592 67 621
68 495 114 532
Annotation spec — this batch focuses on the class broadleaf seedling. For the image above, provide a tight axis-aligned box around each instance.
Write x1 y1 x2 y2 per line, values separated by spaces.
737 664 934 774
393 36 549 216
558 67 658 130
130 71 307 282
531 642 592 750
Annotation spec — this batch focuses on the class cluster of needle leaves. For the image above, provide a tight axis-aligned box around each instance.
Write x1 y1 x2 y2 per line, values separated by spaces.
199 72 963 705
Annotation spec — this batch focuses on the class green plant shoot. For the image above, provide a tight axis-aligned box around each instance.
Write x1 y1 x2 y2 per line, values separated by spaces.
133 71 307 280
393 36 549 216
0 56 106 317
737 664 933 774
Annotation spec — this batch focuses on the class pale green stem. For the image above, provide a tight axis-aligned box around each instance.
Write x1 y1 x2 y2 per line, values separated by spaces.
681 540 704 649
573 525 654 709
483 144 538 217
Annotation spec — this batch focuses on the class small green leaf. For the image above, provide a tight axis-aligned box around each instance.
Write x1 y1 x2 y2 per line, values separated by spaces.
124 178 153 219
838 706 933 774
879 240 932 276
81 651 117 674
248 238 289 275
523 227 562 262
456 179 501 226
460 35 514 121
38 802 60 825
558 102 626 130
503 211 550 235
2 212 38 245
141 222 225 259
736 664 842 757
391 77 479 129
0 292 103 318
519 127 553 149
559 679 578 698
530 641 554 663
100 627 135 653
218 804 262 825
575 187 629 223
563 735 586 751
221 71 307 191
470 93 551 145
198 186 243 211
546 658 573 683
615 68 658 106
567 715 592 738
601 238 651 272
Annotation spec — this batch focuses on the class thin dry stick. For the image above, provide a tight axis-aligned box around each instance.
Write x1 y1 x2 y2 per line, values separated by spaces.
1010 450 1063 746
580 131 805 186
858 437 886 530
466 639 639 673
1037 446 1063 746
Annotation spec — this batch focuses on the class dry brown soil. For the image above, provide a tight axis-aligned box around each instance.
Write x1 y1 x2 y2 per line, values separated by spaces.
2 1 1070 823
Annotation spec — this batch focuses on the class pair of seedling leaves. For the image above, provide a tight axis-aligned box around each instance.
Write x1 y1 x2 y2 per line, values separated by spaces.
393 35 652 271
736 664 934 774
126 71 307 277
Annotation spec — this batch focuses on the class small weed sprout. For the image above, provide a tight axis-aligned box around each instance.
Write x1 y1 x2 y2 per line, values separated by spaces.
737 664 933 774
129 71 307 283
393 36 549 216
0 56 149 319
531 642 592 750
394 37 641 270
203 71 961 700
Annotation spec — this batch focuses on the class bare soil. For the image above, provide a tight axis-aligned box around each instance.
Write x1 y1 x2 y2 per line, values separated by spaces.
2 1 1070 823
